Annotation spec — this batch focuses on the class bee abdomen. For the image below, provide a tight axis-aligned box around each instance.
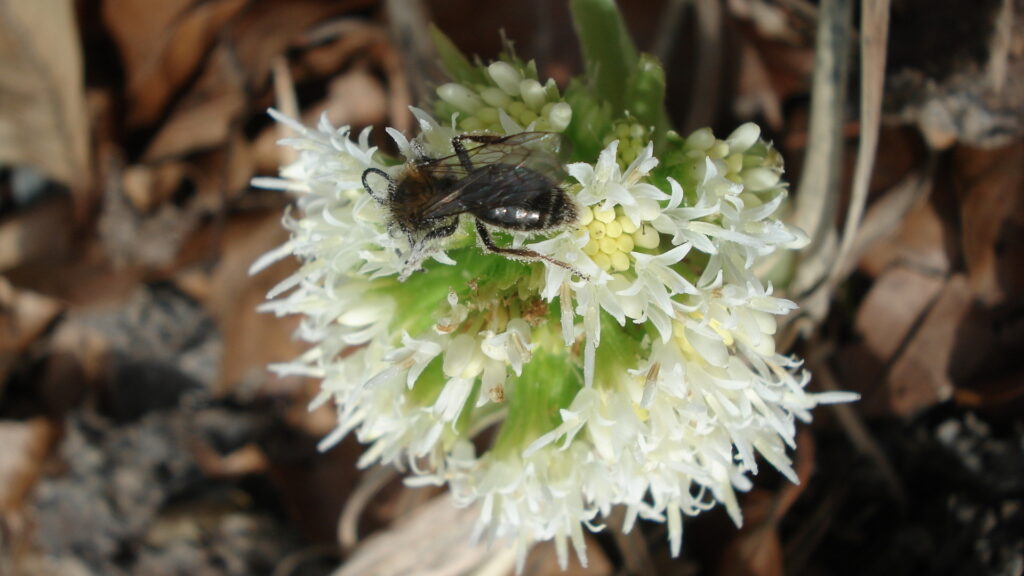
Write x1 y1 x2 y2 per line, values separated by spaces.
482 206 543 228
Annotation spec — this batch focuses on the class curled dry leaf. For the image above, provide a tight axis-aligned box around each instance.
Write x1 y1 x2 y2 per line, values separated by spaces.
0 195 75 273
102 0 249 128
333 493 612 576
858 187 950 278
144 0 375 161
142 44 247 161
954 142 1024 306
0 0 90 209
181 212 302 396
855 266 945 364
0 418 59 512
887 274 971 415
0 276 63 386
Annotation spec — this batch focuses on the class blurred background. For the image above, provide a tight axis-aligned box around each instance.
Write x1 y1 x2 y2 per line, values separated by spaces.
0 0 1022 574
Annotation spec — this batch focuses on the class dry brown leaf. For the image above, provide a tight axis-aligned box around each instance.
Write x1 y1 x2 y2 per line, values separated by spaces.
0 418 58 512
954 142 1024 306
227 0 374 87
855 266 945 364
0 195 74 273
844 163 934 281
99 157 201 268
192 441 270 478
103 0 249 127
0 0 90 208
180 212 302 395
887 274 971 415
143 0 375 161
333 494 491 576
331 493 611 576
0 276 63 386
120 162 187 213
315 67 390 129
143 44 247 161
858 189 950 278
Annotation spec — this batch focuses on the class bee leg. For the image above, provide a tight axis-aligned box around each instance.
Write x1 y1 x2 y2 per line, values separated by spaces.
451 134 509 172
474 220 586 279
361 167 394 204
425 218 459 243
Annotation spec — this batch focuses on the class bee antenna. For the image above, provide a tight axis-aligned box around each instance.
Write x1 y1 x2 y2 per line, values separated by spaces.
361 168 394 204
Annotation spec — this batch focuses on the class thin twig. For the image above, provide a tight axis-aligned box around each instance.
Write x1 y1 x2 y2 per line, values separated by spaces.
791 0 852 301
829 0 891 289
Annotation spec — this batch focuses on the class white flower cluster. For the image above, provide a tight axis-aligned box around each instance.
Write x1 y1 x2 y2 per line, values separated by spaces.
254 108 856 572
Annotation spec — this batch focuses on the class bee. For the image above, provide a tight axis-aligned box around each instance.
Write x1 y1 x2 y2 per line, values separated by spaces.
361 132 578 280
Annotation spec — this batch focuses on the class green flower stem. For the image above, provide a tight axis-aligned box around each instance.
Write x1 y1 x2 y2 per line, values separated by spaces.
570 0 638 114
492 345 582 457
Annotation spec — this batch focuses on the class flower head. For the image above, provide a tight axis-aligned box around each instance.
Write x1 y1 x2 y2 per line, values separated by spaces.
254 29 856 572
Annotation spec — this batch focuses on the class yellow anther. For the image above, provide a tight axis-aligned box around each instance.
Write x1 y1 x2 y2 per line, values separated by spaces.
506 101 527 117
594 207 616 223
583 239 601 256
593 252 612 270
634 224 660 249
599 237 618 254
708 141 729 159
476 107 499 125
617 215 638 234
708 319 735 347
589 221 607 240
725 153 744 175
479 87 511 108
686 127 715 151
578 206 594 226
615 234 635 253
605 220 622 238
610 252 631 271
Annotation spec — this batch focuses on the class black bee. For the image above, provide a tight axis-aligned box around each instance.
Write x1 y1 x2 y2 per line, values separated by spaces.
361 132 577 279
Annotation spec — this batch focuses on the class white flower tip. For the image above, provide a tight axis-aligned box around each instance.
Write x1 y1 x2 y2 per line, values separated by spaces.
685 127 716 151
519 78 546 111
743 167 782 191
548 102 573 132
726 122 761 154
479 86 511 108
266 107 308 135
437 83 482 114
488 61 523 96
785 225 811 249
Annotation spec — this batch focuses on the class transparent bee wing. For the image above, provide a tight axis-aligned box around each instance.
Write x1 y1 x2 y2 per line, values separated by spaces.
422 132 568 180
416 132 569 220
